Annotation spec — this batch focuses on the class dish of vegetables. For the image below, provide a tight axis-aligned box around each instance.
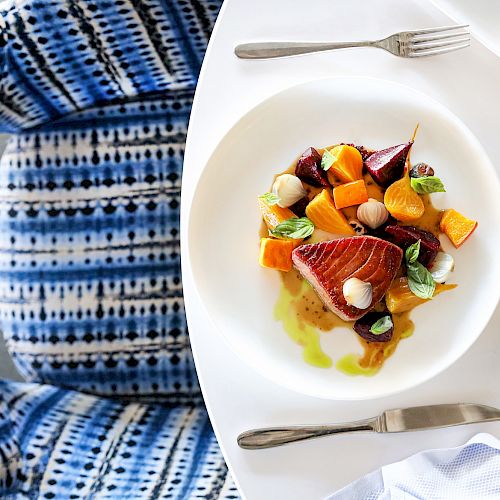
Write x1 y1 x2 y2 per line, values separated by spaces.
258 130 478 376
188 77 500 399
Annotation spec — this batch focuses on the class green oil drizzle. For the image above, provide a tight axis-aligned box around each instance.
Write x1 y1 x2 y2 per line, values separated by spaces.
336 354 379 377
336 317 415 377
274 282 332 368
274 274 418 376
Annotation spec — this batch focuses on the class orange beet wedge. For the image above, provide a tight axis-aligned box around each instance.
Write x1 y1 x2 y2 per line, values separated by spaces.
384 174 424 222
386 277 457 313
259 238 296 272
258 197 296 230
305 189 355 235
327 145 363 183
440 208 477 248
333 179 368 209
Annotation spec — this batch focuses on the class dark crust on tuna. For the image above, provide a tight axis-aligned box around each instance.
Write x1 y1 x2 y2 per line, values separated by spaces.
292 236 403 321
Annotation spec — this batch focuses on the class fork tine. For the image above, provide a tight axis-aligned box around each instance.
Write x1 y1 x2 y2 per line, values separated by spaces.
409 42 470 58
410 37 470 52
407 24 469 36
412 31 470 44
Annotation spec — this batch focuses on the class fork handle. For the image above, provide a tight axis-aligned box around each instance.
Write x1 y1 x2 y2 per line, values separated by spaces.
237 418 377 449
234 41 376 59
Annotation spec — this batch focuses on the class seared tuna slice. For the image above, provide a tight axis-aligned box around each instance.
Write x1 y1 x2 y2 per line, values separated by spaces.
292 236 403 321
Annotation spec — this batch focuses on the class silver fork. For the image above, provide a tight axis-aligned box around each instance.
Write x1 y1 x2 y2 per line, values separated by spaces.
235 25 470 59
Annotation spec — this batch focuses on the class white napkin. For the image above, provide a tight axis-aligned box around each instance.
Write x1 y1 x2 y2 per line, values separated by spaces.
328 433 500 499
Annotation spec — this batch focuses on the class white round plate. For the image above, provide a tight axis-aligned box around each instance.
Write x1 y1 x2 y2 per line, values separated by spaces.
188 77 500 400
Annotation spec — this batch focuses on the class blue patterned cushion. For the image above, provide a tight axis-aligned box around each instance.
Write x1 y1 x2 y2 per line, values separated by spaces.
0 92 203 402
0 1 239 497
0 0 221 132
0 380 239 499
0 394 21 497
0 0 223 401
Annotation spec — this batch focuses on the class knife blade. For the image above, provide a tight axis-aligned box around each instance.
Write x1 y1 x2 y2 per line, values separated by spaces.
380 403 500 432
238 403 500 450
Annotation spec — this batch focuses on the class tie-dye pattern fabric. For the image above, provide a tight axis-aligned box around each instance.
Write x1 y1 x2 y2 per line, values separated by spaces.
0 0 241 497
0 380 239 499
0 0 222 402
0 393 21 498
0 91 203 404
0 0 221 132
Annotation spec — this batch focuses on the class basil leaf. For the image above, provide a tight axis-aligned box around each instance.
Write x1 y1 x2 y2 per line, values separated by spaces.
369 316 393 335
270 217 314 240
404 239 435 298
321 149 336 171
410 176 446 194
407 261 436 299
405 240 421 265
259 192 280 205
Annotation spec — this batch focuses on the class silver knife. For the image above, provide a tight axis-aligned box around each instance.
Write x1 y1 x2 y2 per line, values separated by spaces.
238 403 500 450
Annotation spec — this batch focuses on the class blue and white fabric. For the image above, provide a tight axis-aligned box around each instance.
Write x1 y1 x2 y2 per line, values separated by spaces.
0 393 21 496
0 0 221 132
0 0 242 498
330 433 500 500
0 380 239 499
0 90 201 404
0 0 220 401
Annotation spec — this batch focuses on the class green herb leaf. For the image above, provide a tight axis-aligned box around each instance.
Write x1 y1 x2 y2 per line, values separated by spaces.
410 176 446 194
270 217 314 240
369 316 393 335
405 240 421 265
321 149 336 171
407 261 436 299
404 239 435 299
259 192 280 205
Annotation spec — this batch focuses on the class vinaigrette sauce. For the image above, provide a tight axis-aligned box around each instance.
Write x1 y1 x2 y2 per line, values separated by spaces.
266 152 448 376
275 268 415 376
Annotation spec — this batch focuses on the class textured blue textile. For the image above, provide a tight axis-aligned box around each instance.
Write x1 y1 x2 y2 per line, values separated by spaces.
0 0 242 498
0 393 21 496
0 380 239 499
0 91 202 403
0 0 221 132
0 0 220 401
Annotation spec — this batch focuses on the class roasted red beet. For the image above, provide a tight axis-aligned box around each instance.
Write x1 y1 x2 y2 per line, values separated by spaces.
385 225 440 267
366 217 395 240
295 147 330 187
365 142 413 188
289 196 309 217
354 312 394 343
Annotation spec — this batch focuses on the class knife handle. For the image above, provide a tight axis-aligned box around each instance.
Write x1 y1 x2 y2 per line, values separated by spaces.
237 418 377 450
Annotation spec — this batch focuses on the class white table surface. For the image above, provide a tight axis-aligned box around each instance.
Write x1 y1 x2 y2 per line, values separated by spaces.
180 1 500 498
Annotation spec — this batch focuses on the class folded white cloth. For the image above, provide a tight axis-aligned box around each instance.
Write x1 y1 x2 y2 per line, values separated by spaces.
329 433 500 499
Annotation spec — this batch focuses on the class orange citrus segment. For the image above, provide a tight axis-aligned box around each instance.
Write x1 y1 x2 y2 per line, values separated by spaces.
327 145 363 183
259 238 295 272
384 174 424 222
333 179 368 209
258 197 296 230
440 208 477 248
305 189 355 235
